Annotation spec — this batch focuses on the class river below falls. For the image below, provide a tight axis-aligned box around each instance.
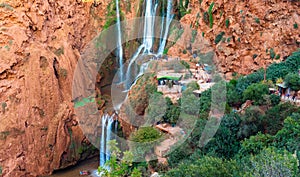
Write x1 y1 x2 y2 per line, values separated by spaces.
48 156 99 177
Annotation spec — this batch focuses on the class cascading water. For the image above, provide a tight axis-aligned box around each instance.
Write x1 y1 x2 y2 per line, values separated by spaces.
99 114 114 168
99 0 174 171
115 0 124 82
157 0 174 56
100 114 108 167
143 0 158 54
125 0 173 90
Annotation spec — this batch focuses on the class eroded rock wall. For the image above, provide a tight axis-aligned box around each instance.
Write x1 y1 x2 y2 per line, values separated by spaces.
0 0 110 176
169 0 300 78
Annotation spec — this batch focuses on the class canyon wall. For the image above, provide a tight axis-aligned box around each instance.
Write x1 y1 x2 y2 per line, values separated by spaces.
169 0 299 79
0 0 111 176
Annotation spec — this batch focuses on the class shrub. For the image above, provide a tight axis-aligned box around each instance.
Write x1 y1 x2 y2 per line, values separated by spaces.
254 17 260 24
203 11 209 24
225 18 230 28
0 3 13 11
191 30 197 43
275 54 280 60
187 81 200 90
182 49 187 54
130 127 162 143
226 37 231 43
294 23 298 29
54 47 64 56
59 68 68 79
253 54 258 59
215 32 225 44
129 127 162 161
1 102 7 113
208 2 215 28
180 60 190 70
269 48 276 59
273 113 300 153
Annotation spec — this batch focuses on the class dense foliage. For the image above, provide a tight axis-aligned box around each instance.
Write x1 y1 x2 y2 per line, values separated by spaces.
101 51 300 176
163 51 300 176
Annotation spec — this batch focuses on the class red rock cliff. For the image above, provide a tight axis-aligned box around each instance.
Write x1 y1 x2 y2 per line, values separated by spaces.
0 0 111 176
169 0 300 79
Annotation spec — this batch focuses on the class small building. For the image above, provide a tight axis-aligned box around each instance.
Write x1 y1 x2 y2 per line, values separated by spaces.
157 72 183 85
276 82 289 96
157 72 183 94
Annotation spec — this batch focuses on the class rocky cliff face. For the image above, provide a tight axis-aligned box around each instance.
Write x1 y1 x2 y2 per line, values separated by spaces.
0 0 111 176
169 0 300 79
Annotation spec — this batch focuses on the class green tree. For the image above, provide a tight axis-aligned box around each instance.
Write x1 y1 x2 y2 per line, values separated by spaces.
181 94 200 115
238 106 264 139
263 102 298 135
98 140 141 177
129 127 162 161
266 50 300 82
165 156 238 177
145 92 167 125
202 113 241 159
285 73 300 91
238 132 273 156
236 69 264 94
273 113 300 166
163 97 180 125
227 82 242 107
187 81 200 90
244 147 299 177
242 83 269 105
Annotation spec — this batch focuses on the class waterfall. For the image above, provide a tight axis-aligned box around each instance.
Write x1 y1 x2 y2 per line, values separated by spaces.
99 113 114 167
157 0 174 56
112 0 174 110
125 0 159 89
143 0 158 54
125 44 145 89
100 114 108 167
98 0 174 171
105 117 114 162
129 62 150 91
159 0 165 46
116 0 124 82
